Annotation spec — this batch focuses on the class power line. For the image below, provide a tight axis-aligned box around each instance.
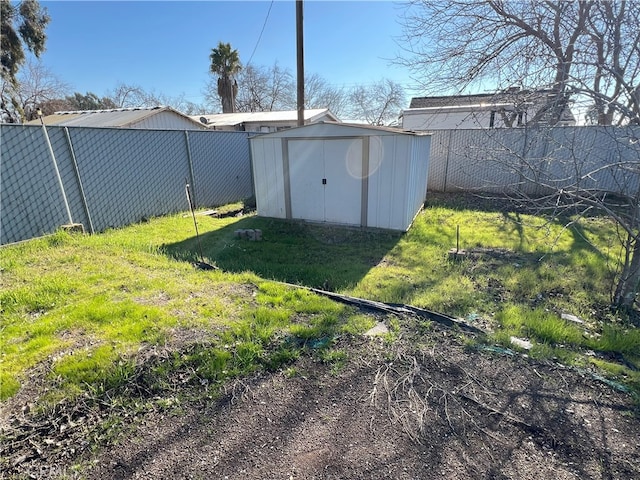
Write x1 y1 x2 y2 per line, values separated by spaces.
246 0 274 67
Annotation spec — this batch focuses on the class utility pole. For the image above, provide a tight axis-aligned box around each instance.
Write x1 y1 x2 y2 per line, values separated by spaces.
296 0 304 127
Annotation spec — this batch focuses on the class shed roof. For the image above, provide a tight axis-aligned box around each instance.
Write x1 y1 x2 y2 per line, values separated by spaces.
27 106 205 129
193 108 339 127
250 121 429 138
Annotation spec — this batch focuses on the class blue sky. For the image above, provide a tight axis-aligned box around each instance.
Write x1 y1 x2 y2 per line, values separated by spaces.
36 1 418 108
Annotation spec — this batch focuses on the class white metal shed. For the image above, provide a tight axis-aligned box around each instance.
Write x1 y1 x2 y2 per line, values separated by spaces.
250 122 431 231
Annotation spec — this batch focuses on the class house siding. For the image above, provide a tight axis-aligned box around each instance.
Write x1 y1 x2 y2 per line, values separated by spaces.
131 112 206 130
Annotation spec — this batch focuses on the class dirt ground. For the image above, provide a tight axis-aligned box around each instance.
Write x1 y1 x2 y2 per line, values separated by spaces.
3 319 639 480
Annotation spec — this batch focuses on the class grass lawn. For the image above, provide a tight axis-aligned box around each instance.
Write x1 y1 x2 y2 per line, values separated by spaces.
1 196 639 406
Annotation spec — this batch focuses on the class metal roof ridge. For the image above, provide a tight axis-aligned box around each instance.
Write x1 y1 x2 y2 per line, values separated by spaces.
54 106 165 115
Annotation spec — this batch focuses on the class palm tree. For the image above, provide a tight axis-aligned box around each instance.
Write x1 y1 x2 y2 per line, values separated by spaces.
209 42 241 113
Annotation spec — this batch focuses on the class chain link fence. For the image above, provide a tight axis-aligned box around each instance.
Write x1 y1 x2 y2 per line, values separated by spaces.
6 123 639 245
427 125 640 196
1 125 252 245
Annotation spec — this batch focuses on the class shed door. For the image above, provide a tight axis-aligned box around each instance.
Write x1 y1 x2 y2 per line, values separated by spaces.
289 140 325 222
288 138 362 225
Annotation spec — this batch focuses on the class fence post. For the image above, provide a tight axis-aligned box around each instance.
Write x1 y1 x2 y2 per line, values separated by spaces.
537 127 552 196
64 127 95 234
443 129 453 192
38 115 74 225
184 130 198 209
519 126 529 195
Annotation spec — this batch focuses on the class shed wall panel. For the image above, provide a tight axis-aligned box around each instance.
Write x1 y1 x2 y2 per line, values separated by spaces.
390 136 411 230
252 138 286 218
367 136 398 230
406 135 431 226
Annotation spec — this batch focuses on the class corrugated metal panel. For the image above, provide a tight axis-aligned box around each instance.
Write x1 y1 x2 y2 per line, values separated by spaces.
406 135 431 227
391 136 410 230
34 113 84 125
44 109 161 127
251 137 286 218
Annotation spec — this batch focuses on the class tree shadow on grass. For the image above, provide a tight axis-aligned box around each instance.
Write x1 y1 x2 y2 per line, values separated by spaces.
161 215 403 291
498 208 612 260
431 192 616 256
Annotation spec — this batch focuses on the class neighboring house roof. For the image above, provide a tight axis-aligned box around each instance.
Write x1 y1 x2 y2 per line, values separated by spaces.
409 90 550 109
27 106 206 129
407 89 576 125
193 108 339 128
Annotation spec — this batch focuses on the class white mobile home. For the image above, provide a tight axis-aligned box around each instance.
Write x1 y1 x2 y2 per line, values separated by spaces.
194 108 339 132
250 122 431 231
402 89 576 131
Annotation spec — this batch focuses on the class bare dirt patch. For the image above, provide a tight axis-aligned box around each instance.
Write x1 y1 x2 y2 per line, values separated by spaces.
4 318 637 480
87 330 640 480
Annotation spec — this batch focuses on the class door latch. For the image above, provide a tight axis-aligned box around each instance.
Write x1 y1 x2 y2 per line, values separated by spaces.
322 178 327 185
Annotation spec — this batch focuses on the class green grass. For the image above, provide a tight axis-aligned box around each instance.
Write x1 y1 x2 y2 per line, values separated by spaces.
1 197 639 404
595 325 640 355
320 348 349 375
341 314 377 335
0 213 362 402
496 305 585 347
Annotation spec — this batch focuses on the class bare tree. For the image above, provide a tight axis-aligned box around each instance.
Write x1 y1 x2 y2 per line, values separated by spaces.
204 66 349 117
106 82 207 114
348 78 405 126
304 73 349 118
0 59 69 121
234 63 294 112
179 100 208 116
108 83 148 108
399 0 640 126
400 1 640 309
578 1 640 125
